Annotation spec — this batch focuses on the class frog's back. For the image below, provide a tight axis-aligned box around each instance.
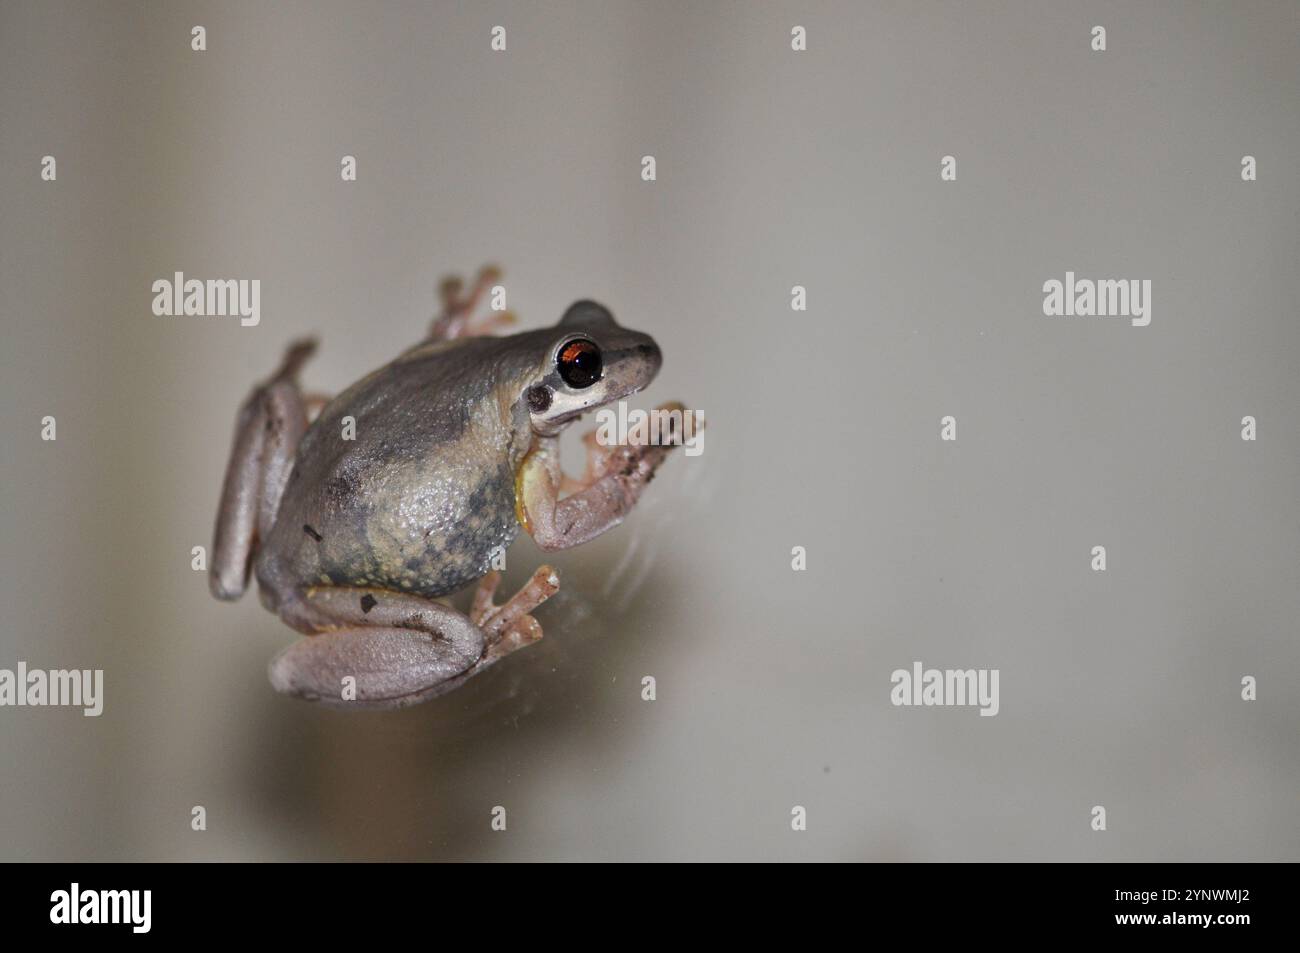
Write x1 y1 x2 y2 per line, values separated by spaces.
255 338 531 605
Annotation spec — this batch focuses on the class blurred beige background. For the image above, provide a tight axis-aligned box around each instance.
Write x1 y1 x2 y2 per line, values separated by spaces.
1 0 1297 861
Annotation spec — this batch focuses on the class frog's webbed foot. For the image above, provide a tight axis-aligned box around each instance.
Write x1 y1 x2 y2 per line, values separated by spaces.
470 566 561 661
426 264 516 341
268 570 559 708
210 338 317 601
519 402 695 551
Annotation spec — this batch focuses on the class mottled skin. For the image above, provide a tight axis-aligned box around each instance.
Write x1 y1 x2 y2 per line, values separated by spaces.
210 273 684 709
258 334 543 607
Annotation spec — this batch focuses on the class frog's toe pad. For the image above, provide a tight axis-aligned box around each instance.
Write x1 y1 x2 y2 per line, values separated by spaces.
268 626 481 709
486 613 544 662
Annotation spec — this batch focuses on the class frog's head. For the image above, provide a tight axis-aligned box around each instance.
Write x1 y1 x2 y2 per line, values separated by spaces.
524 300 663 436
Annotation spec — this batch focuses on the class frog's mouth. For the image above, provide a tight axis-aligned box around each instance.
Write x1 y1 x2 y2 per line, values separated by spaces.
566 378 655 425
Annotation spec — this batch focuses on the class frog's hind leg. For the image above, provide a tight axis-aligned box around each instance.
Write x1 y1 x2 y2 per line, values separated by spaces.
269 588 485 708
425 264 516 341
210 339 316 601
268 570 558 708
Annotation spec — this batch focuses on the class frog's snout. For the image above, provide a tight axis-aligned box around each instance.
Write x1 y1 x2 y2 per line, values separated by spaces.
635 341 662 375
618 338 662 395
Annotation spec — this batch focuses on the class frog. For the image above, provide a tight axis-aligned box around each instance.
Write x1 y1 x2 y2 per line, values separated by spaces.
210 266 688 709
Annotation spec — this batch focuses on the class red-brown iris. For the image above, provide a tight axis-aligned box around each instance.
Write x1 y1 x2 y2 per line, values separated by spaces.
557 339 602 388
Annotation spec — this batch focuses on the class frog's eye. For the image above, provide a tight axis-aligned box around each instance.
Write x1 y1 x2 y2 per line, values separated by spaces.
557 339 602 389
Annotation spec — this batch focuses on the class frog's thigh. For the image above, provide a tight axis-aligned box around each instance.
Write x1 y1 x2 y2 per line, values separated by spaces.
211 378 309 601
270 586 487 709
269 626 484 709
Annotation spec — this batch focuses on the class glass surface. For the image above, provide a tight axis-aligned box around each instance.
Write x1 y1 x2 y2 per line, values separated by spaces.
1 0 1297 861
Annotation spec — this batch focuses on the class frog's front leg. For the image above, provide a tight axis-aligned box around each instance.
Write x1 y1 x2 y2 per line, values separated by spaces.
210 339 318 601
517 404 688 551
268 567 559 709
426 263 516 341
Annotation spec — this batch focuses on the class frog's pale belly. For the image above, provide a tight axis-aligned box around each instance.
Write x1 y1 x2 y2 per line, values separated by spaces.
341 460 521 597
256 455 520 605
250 337 535 607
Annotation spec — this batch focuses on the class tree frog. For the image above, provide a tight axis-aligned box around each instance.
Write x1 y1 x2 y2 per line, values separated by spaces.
210 266 687 709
